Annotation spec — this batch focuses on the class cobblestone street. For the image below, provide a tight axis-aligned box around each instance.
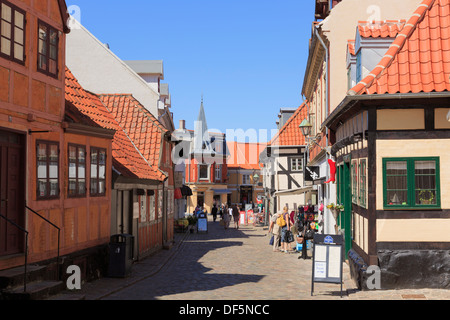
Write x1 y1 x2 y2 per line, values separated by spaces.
51 216 450 301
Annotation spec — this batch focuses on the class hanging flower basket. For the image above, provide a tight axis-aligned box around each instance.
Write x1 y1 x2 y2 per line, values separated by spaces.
326 203 344 234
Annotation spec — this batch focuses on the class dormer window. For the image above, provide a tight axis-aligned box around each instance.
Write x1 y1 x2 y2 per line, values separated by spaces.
356 50 362 83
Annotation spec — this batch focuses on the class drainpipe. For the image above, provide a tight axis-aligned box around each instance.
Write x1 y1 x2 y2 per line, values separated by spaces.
314 25 331 234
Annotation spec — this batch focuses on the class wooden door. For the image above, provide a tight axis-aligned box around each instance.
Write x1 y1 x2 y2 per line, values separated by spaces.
0 130 25 256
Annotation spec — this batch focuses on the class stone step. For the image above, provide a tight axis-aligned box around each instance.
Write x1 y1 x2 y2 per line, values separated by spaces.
0 265 47 290
1 280 65 300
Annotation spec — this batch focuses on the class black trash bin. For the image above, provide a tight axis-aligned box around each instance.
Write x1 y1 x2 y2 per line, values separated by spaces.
108 234 134 278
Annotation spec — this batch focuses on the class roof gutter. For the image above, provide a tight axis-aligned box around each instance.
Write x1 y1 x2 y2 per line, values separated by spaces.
314 25 331 185
322 91 450 130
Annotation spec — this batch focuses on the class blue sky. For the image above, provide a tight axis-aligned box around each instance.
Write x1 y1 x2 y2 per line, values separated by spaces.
66 0 315 142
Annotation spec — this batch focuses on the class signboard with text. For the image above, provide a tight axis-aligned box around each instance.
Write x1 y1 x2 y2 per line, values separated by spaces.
311 234 344 298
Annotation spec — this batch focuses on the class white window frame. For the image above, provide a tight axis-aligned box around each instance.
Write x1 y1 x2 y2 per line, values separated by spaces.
291 158 303 172
215 164 222 182
198 164 210 181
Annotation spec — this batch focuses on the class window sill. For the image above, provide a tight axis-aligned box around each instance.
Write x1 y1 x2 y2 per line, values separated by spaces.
383 206 441 210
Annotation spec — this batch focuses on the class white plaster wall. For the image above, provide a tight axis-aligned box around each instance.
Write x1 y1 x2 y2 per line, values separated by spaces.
66 19 160 117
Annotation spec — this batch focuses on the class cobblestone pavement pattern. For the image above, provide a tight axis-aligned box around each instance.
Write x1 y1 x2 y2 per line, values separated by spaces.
50 217 450 300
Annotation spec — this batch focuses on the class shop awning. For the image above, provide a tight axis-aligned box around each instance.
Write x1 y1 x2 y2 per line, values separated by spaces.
274 186 313 196
212 189 232 195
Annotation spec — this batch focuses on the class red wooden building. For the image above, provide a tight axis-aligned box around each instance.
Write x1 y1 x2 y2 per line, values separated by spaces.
0 0 114 287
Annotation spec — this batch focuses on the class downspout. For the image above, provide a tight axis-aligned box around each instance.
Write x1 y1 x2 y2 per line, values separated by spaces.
314 25 331 234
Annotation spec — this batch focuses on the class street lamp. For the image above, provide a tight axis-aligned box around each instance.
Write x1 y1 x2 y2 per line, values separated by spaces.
299 119 331 156
299 119 312 138
253 173 260 184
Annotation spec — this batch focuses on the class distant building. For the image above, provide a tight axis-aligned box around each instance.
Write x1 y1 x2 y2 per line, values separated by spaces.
172 99 229 214
226 142 265 208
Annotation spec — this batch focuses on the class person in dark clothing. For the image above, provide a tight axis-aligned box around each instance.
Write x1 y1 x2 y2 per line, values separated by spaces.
212 205 218 222
232 204 240 229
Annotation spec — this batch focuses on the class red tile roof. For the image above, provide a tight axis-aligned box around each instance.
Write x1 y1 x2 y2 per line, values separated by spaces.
98 94 168 181
358 20 406 38
226 142 266 170
65 67 166 181
348 40 356 56
269 101 309 146
350 0 450 95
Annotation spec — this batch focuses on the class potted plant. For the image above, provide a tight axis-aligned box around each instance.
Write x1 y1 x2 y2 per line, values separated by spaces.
418 189 434 205
187 214 198 233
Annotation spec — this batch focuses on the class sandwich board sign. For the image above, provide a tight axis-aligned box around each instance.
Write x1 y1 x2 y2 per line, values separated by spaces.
311 234 344 298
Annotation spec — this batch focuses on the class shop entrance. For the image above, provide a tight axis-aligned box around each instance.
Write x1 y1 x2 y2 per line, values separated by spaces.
240 186 253 206
0 129 25 256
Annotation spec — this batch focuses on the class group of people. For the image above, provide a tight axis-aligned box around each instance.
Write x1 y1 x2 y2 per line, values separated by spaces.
210 204 241 230
268 205 318 258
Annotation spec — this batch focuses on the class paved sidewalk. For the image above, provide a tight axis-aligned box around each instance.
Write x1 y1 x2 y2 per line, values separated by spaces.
49 216 449 300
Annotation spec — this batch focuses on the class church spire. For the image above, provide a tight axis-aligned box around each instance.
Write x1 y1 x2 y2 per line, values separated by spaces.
193 95 213 156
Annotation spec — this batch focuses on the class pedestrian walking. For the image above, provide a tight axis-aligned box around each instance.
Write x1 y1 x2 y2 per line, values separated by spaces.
268 212 282 252
232 204 240 229
222 205 231 229
212 204 218 222
280 207 293 253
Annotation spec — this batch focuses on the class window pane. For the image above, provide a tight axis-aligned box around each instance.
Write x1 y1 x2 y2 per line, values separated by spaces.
49 179 58 196
38 179 47 197
49 145 58 161
99 165 105 179
91 149 98 163
78 148 85 163
1 4 11 22
13 43 23 60
50 29 58 45
0 36 10 55
49 162 58 178
78 163 85 179
37 144 47 160
387 190 408 205
415 160 437 205
91 164 97 178
78 179 86 195
99 180 105 194
1 20 11 38
38 54 47 70
415 161 435 175
199 165 208 179
37 161 47 179
49 59 57 75
38 25 47 41
99 151 106 165
38 38 46 55
69 146 76 161
14 27 23 44
386 161 408 205
68 162 76 178
68 179 76 195
386 161 407 175
91 179 97 194
14 11 24 29
49 44 57 60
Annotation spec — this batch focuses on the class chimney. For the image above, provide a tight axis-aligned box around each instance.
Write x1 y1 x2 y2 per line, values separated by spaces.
179 120 185 130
